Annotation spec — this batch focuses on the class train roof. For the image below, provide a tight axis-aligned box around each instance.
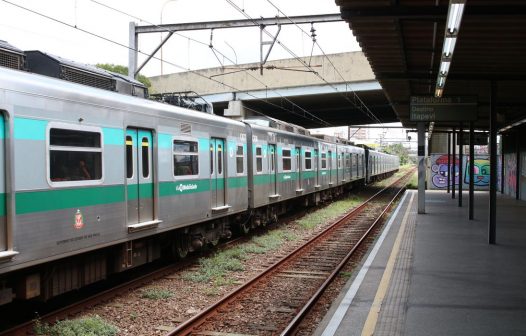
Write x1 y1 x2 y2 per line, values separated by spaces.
0 40 24 55
246 120 364 151
0 66 245 129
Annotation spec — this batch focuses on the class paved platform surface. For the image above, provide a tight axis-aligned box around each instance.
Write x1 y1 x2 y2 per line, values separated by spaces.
314 189 526 336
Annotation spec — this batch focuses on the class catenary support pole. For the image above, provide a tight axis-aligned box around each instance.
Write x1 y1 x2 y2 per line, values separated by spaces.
418 122 426 214
128 22 138 78
489 81 497 244
469 122 475 220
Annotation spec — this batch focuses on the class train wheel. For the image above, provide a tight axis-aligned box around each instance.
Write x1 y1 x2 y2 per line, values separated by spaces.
173 236 190 259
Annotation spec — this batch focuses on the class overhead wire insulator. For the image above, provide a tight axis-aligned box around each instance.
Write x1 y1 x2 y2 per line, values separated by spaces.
310 23 317 43
308 23 316 66
208 29 224 68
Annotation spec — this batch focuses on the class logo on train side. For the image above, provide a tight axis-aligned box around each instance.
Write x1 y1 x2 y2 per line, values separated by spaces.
74 209 84 230
176 183 198 192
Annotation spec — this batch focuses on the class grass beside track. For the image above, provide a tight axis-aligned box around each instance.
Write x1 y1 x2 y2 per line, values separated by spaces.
179 167 416 293
183 230 298 287
34 315 118 336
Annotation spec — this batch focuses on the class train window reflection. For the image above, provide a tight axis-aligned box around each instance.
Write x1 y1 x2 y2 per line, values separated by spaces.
49 128 102 183
256 147 263 173
126 136 133 179
173 140 199 176
236 145 244 174
305 151 312 170
282 149 292 171
142 137 149 178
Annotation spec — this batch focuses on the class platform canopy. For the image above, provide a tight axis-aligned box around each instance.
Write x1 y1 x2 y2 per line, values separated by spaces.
335 0 526 130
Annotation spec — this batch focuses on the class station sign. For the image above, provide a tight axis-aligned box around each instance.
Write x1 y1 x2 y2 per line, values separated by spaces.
410 96 477 122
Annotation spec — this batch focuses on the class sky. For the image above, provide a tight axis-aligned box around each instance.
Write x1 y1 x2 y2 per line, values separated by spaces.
0 0 411 143
0 0 360 77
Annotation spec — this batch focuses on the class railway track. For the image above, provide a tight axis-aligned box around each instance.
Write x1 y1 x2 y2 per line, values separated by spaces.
168 169 414 336
0 236 253 336
0 171 412 336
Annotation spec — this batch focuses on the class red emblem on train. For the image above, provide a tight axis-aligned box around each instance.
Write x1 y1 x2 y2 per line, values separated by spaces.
74 209 84 229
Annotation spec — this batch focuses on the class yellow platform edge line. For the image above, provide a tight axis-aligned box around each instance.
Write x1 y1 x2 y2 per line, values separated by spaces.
361 192 415 336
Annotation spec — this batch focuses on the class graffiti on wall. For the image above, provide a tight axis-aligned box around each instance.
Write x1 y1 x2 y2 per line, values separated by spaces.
503 154 517 196
464 157 490 187
429 154 492 190
430 154 459 189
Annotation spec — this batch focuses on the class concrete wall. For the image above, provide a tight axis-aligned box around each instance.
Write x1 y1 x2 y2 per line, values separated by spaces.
149 52 374 94
430 133 449 153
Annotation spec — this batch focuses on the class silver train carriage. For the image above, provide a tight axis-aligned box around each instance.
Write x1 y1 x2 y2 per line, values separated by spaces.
0 65 398 305
365 148 401 183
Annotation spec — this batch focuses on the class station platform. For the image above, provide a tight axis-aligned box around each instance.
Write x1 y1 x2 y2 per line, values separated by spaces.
314 189 526 336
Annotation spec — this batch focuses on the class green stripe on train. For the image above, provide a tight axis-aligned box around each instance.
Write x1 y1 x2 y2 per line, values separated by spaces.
12 170 360 215
0 193 5 216
16 185 125 215
127 183 154 200
160 179 211 196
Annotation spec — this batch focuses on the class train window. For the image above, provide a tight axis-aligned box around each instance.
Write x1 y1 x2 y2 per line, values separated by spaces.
270 147 275 172
217 144 223 175
304 150 312 170
142 137 149 178
256 147 263 173
210 143 214 174
338 153 342 169
321 152 327 169
49 127 102 183
126 136 133 178
236 145 244 174
173 140 199 176
282 149 292 171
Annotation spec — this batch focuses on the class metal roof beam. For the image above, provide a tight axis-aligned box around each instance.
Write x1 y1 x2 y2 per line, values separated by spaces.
135 14 343 34
341 5 526 21
377 72 526 81
341 6 447 21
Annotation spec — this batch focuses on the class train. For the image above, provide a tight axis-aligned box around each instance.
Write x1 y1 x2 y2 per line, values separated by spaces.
0 42 399 306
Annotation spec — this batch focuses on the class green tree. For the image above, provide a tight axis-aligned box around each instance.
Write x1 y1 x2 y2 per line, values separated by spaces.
95 63 151 88
382 143 410 165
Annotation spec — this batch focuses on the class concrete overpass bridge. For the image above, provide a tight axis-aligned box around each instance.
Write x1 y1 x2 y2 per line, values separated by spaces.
149 52 397 128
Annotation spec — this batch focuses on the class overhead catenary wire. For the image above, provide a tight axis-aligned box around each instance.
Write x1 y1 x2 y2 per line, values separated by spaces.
85 0 330 127
259 0 385 125
1 0 330 127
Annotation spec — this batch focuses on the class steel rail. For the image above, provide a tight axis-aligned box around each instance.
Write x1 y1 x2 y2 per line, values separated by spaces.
281 169 414 335
0 237 246 336
168 169 415 335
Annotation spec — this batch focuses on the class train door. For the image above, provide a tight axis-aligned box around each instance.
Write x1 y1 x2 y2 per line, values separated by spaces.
126 128 154 225
268 144 277 196
328 150 333 185
210 138 226 209
346 152 351 181
295 147 302 191
314 149 319 187
0 114 5 251
338 151 343 182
